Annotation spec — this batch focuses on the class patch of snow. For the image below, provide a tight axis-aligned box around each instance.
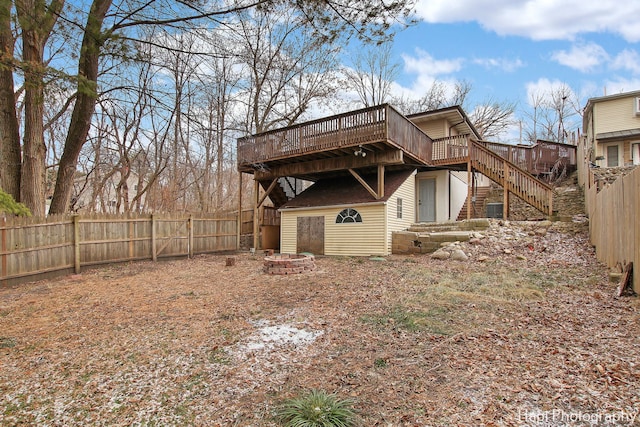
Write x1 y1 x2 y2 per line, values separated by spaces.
241 322 323 352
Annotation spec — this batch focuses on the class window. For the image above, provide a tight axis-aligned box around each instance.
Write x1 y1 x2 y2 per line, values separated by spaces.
632 143 640 166
397 198 403 219
336 208 362 223
635 97 640 115
607 145 619 167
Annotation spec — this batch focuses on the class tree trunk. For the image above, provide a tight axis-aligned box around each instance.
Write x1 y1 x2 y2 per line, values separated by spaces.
0 1 21 199
19 18 47 216
14 0 64 215
49 0 112 214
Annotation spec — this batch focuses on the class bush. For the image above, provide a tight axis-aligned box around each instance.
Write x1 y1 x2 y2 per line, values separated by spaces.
276 390 358 427
0 189 31 217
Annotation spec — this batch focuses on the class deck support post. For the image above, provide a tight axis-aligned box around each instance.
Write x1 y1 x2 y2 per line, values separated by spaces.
377 164 385 199
253 179 260 251
237 172 242 250
466 160 472 220
503 160 510 219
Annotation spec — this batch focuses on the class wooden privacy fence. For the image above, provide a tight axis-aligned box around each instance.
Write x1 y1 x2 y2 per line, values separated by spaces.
1 212 239 287
584 166 640 293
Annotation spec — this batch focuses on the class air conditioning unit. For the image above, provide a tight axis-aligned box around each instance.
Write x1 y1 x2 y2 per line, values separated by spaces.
486 203 503 219
635 97 640 116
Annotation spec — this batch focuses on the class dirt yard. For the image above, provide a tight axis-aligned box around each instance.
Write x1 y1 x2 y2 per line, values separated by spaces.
1 220 639 426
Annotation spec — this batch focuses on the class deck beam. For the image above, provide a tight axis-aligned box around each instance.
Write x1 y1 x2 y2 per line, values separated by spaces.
254 149 404 181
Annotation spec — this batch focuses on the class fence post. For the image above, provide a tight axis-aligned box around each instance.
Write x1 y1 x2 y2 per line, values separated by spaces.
237 172 242 250
151 213 157 261
1 216 6 286
128 213 134 260
73 215 81 274
188 214 193 258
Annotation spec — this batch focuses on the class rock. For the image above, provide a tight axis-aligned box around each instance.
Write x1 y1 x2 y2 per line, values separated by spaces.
534 228 547 236
477 255 490 262
503 248 512 254
431 249 451 260
451 249 469 261
516 254 527 261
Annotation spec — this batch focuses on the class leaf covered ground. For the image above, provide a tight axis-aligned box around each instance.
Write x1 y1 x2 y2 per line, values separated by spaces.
1 220 639 426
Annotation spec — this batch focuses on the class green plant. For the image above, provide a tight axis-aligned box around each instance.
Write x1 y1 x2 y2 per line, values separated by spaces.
0 189 31 217
373 357 387 368
276 389 358 427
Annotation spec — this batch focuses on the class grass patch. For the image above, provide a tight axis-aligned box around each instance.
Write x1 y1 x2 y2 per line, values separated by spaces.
208 347 230 364
275 389 358 427
363 267 547 335
0 337 16 349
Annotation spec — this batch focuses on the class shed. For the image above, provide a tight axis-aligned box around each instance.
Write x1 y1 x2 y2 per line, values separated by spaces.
279 169 416 256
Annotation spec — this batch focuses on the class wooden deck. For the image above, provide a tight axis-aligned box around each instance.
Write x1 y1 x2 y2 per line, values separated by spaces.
237 104 432 173
479 140 577 176
237 104 576 216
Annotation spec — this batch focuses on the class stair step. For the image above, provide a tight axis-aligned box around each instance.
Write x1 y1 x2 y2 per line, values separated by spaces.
457 187 492 220
408 218 490 233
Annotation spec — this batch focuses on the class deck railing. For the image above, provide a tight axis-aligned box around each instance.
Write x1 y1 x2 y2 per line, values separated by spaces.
480 140 577 175
431 135 470 165
470 142 554 215
238 105 388 168
237 104 433 169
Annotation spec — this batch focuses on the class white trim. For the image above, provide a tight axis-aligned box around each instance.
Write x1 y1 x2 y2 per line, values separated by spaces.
279 201 386 213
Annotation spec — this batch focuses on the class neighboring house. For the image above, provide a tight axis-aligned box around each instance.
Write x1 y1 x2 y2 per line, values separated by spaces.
237 104 566 256
71 170 146 213
583 90 640 168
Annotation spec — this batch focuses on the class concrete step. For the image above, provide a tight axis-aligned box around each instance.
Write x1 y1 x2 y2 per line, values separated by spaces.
408 218 490 233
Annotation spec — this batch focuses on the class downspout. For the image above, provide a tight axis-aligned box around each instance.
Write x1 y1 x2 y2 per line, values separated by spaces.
448 120 464 221
448 171 451 220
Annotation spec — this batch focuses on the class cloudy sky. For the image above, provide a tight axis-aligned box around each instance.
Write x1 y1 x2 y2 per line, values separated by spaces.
381 0 640 132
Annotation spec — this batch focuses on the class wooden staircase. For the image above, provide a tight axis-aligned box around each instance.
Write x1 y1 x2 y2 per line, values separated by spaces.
469 141 554 216
456 186 491 220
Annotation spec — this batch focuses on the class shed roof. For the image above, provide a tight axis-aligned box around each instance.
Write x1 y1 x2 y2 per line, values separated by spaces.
280 169 415 209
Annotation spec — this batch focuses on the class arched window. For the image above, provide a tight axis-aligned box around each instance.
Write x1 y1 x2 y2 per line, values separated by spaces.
336 208 362 223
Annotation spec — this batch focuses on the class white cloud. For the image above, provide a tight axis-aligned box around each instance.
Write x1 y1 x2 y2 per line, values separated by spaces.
402 48 464 76
601 77 640 95
525 78 575 106
473 57 524 72
413 0 640 42
610 49 640 74
551 42 609 73
397 49 465 98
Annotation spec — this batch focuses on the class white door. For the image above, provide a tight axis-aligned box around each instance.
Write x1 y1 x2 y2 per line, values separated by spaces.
418 178 436 222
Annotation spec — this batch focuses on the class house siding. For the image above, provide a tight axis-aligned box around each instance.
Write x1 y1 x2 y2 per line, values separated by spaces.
280 204 388 256
417 121 447 139
593 97 640 134
386 172 416 250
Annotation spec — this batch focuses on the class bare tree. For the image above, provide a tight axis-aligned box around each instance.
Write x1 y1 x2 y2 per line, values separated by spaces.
521 84 580 144
470 99 517 141
343 42 399 107
235 5 341 134
392 80 473 115
1 0 415 215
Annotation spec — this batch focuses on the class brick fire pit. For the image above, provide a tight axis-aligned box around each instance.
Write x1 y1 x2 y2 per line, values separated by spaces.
263 253 316 275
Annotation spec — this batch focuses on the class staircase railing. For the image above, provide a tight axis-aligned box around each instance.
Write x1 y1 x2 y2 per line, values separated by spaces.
470 141 554 215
